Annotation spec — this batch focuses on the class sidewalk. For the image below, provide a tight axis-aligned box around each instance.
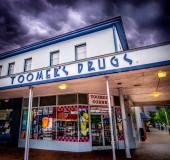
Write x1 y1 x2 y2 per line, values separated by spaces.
0 148 125 160
132 127 170 160
0 128 170 160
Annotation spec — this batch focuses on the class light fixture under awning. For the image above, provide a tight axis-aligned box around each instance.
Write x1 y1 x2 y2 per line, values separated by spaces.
58 84 68 90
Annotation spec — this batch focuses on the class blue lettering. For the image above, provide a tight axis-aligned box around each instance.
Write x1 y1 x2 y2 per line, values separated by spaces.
62 66 68 76
123 53 133 65
78 63 83 73
98 58 106 70
88 61 95 72
110 56 119 67
26 73 34 81
54 68 60 77
46 69 51 79
18 75 24 83
36 71 43 80
11 76 16 84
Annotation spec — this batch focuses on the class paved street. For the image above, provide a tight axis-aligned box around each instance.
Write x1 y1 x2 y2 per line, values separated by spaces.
0 128 170 160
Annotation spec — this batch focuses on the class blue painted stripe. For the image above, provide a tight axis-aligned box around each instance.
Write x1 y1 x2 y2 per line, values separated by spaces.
112 25 118 52
115 21 129 50
0 17 128 60
0 60 170 90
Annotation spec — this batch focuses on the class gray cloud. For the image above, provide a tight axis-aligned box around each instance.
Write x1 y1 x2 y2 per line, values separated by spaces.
0 0 169 54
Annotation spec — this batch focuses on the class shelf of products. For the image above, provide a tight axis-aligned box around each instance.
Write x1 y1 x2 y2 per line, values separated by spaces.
57 108 78 140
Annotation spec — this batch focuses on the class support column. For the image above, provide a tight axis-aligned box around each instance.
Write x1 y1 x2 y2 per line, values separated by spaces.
24 87 33 160
118 88 131 158
105 76 116 160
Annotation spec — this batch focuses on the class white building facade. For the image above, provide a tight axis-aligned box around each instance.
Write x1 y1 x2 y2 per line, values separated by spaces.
0 17 169 154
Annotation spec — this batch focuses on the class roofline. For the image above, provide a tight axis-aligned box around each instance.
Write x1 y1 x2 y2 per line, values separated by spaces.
0 40 169 80
0 16 128 60
126 41 170 53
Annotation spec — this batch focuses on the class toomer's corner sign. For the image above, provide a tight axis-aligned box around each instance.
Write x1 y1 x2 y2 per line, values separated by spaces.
89 94 108 106
0 44 170 90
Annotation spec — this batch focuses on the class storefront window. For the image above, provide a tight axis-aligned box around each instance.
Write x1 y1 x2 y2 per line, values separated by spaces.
79 105 89 142
58 94 77 105
20 94 89 143
56 105 78 141
30 108 39 139
20 109 28 139
78 94 88 104
115 107 124 140
114 96 120 106
38 107 56 140
40 96 56 106
23 97 38 108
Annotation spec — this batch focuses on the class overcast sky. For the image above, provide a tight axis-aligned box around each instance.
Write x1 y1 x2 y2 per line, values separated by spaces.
0 0 169 54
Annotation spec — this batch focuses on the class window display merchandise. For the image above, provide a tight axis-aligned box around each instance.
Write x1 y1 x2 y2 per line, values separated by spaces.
115 107 124 140
20 94 89 143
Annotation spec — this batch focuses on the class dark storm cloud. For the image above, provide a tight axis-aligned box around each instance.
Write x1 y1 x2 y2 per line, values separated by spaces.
0 0 169 54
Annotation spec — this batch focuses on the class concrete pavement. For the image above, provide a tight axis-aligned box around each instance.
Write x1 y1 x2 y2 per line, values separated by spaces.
132 127 170 160
0 128 170 160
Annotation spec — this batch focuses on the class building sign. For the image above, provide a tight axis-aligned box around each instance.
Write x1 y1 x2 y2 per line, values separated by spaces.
0 45 170 90
89 94 108 106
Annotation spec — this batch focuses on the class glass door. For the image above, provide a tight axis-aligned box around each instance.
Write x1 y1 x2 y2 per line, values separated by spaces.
102 114 111 146
91 115 103 147
91 113 112 149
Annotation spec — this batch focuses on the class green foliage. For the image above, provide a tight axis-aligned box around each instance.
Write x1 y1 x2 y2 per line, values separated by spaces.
149 106 170 125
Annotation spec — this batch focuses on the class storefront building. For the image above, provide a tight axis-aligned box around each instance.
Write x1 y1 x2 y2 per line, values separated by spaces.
0 16 169 155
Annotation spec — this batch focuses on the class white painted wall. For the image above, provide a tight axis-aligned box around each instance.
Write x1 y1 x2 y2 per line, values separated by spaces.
19 139 92 152
0 28 116 77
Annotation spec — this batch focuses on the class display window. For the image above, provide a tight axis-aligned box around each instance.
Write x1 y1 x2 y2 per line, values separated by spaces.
20 94 89 143
20 109 28 139
79 105 89 142
38 107 56 140
115 107 124 140
56 105 78 142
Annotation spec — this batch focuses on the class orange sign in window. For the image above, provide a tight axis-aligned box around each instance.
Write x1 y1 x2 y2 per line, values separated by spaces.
42 117 49 128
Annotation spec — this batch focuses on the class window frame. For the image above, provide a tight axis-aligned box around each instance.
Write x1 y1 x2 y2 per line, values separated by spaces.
24 58 32 72
50 50 60 66
8 62 15 75
75 43 86 61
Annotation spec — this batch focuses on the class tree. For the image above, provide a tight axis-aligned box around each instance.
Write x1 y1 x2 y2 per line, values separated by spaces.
149 106 170 125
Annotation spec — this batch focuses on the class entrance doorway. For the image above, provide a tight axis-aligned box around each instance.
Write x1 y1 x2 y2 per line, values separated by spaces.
91 107 112 150
0 98 22 146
